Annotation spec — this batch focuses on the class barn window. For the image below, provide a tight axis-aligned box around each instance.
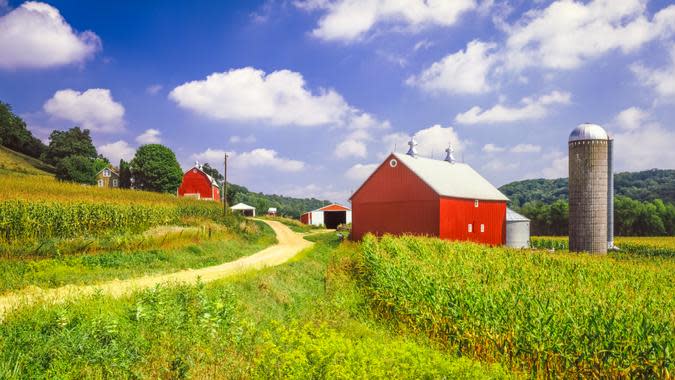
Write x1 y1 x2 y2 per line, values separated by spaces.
112 179 118 187
103 169 110 177
468 224 473 233
474 200 479 207
480 224 485 233
98 179 104 187
389 159 398 168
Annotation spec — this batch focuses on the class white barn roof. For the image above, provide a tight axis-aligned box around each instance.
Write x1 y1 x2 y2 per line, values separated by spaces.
231 203 255 210
392 153 509 201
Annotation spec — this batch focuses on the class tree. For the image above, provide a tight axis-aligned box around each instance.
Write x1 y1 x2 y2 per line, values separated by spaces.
119 159 132 189
130 144 183 193
0 101 46 158
42 127 97 165
201 162 223 182
55 155 97 184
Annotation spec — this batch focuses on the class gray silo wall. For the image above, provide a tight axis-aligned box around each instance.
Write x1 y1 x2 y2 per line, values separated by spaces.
506 221 530 248
568 140 608 253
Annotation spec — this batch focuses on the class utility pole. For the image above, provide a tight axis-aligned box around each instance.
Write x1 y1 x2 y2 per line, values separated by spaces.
223 153 228 215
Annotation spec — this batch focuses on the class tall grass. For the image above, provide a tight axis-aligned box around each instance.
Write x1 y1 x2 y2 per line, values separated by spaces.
353 234 675 378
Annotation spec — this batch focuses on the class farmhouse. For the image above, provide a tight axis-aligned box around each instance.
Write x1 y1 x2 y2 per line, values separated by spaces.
177 162 221 201
96 167 119 188
350 142 509 244
231 203 256 216
301 204 352 229
267 207 277 216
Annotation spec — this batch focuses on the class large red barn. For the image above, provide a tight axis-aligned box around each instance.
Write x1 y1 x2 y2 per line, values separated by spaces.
350 152 508 245
177 163 221 201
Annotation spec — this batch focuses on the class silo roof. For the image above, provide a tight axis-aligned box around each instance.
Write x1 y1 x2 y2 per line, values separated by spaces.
506 208 530 221
569 123 609 142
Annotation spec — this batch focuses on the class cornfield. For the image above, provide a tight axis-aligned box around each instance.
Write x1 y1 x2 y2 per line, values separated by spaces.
0 175 225 244
354 234 675 378
532 236 675 257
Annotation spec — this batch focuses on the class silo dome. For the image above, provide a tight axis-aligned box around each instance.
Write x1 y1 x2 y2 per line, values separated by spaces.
569 123 609 142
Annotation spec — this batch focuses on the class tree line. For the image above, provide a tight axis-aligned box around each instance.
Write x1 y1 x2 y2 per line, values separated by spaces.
516 196 675 236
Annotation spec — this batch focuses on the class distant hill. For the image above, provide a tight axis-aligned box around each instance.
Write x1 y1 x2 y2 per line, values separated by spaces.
500 169 675 208
0 145 54 176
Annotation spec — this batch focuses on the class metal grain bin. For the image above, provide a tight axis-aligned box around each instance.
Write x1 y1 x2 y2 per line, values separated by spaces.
506 208 530 248
568 123 609 253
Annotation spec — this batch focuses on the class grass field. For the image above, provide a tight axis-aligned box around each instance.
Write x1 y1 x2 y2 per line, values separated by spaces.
0 233 508 379
0 220 275 294
0 146 54 176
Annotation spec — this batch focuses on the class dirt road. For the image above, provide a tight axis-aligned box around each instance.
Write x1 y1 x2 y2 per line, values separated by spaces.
0 220 313 320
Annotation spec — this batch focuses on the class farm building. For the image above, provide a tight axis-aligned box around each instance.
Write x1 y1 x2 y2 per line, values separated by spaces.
96 167 119 188
506 208 530 248
231 203 256 216
350 143 509 245
300 204 352 229
177 162 221 201
267 207 278 216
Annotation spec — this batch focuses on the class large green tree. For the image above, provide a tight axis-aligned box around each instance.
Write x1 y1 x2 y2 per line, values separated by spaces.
55 155 97 185
0 101 46 158
42 127 97 166
130 144 183 193
119 159 132 189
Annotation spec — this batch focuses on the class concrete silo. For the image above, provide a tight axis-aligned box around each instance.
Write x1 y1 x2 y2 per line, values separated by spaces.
568 123 611 253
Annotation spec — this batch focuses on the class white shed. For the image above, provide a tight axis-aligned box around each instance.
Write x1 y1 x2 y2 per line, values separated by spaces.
231 203 256 217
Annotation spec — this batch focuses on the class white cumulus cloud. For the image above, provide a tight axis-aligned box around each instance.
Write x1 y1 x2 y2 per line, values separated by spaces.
334 139 367 159
382 124 463 159
614 107 649 130
192 148 305 173
0 2 100 69
609 108 675 171
43 89 125 133
482 143 505 153
631 45 675 100
98 140 135 164
229 135 257 144
297 0 476 42
455 90 571 125
170 67 387 129
345 163 378 181
503 0 675 71
407 40 497 95
136 129 161 144
510 144 541 153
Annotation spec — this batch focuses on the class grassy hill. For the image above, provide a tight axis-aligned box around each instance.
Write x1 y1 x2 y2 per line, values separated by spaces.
0 146 328 218
500 169 675 208
0 145 54 176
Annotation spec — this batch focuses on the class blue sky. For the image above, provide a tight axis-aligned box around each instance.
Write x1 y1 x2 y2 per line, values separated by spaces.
1 0 674 203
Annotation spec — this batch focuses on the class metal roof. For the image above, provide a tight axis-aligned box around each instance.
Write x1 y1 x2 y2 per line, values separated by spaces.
506 208 530 222
230 203 255 210
393 153 509 201
569 123 609 142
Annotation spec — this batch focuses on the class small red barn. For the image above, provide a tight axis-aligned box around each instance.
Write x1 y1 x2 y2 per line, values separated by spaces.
300 203 352 229
177 163 221 201
350 152 508 245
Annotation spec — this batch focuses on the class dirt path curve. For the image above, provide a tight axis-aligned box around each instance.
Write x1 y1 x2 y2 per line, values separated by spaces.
0 220 313 320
